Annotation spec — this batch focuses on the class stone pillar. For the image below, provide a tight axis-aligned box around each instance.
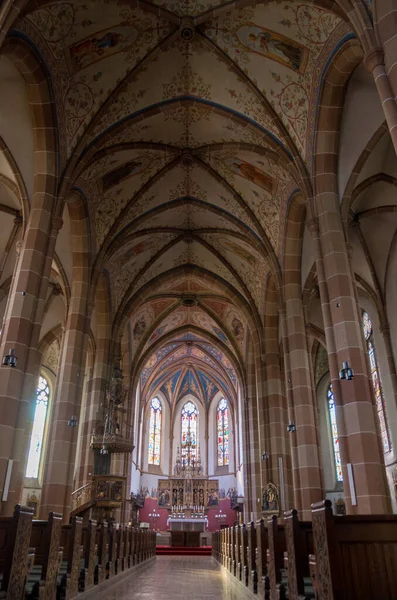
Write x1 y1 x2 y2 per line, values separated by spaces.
263 277 293 509
0 210 62 515
40 272 92 520
244 344 262 520
280 302 322 519
308 206 390 513
0 215 22 282
365 48 397 158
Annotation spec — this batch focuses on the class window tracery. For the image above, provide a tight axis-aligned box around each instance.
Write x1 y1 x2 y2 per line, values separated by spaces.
181 401 197 462
26 375 50 478
327 384 343 483
148 397 162 465
362 311 390 453
217 398 229 467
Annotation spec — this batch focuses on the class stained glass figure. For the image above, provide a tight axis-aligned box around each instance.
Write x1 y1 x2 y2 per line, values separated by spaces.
217 398 229 466
327 385 343 482
148 397 162 465
362 311 391 453
26 375 50 478
181 401 197 463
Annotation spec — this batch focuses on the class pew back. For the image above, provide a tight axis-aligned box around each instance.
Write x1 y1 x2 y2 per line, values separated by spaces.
0 504 35 599
312 500 397 600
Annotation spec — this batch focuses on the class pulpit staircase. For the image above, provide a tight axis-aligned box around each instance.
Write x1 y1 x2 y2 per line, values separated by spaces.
71 475 126 519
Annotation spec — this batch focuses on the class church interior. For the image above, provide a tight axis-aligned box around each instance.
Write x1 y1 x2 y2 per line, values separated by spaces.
1 0 397 597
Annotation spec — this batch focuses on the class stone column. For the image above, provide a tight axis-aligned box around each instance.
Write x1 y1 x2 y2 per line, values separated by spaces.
263 278 293 509
309 205 390 513
0 215 22 282
365 48 397 157
40 276 92 520
0 211 62 515
280 301 323 519
243 343 262 520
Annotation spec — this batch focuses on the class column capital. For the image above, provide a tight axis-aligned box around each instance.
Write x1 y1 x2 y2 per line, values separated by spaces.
379 320 390 335
15 239 24 256
306 217 319 234
51 216 63 233
364 46 384 73
14 214 23 227
346 243 354 260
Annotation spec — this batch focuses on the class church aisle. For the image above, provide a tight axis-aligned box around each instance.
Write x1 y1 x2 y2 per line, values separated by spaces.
101 556 254 599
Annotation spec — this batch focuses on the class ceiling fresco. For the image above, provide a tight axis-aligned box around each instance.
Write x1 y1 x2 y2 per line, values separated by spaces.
139 337 238 407
15 0 354 393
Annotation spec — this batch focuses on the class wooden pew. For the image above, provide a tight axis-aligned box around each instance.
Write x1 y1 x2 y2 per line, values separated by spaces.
283 509 314 600
229 526 235 574
27 512 63 600
79 519 97 592
107 522 117 578
0 504 35 600
224 527 230 569
213 530 220 562
122 526 129 569
220 528 225 566
94 522 108 584
134 528 141 564
235 524 242 581
256 518 269 599
267 515 286 600
310 500 397 600
247 521 258 594
128 528 135 567
57 516 83 600
114 526 123 574
240 523 248 586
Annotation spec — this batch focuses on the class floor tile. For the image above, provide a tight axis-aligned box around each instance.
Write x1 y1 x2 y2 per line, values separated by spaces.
102 557 253 599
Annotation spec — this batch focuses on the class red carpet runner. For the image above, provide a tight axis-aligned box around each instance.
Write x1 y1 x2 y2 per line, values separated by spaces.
156 545 212 556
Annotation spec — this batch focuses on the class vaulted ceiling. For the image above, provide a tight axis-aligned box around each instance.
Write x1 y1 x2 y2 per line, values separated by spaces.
2 0 357 394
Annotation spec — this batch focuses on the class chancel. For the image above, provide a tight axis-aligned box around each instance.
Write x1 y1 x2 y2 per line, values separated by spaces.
1 0 397 598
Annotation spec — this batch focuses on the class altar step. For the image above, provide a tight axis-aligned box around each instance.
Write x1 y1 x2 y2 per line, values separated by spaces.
156 545 212 556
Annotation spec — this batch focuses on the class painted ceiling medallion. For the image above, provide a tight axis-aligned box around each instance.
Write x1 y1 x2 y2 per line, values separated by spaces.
179 19 196 41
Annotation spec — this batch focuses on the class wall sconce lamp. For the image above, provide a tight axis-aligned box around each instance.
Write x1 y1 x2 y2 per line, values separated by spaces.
339 361 354 381
2 349 17 367
287 421 297 433
261 451 269 460
67 415 78 428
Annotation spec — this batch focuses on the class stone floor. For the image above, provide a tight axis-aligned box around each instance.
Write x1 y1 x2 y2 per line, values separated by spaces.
101 556 254 599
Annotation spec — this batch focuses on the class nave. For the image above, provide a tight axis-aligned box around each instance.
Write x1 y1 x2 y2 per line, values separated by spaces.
94 556 250 600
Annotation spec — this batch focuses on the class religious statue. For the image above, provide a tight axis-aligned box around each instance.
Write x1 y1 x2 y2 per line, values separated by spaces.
158 488 170 507
207 487 219 507
335 496 346 516
262 483 279 514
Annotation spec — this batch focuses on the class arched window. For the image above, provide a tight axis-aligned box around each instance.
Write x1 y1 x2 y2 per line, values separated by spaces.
181 401 198 462
362 311 391 453
26 375 50 478
327 385 343 482
148 397 162 465
217 398 229 467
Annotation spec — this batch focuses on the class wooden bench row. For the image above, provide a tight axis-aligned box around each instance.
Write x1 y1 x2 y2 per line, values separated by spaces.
212 499 397 600
0 504 156 600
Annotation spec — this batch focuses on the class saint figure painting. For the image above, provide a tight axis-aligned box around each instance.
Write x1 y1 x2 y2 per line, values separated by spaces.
237 24 309 74
67 24 139 72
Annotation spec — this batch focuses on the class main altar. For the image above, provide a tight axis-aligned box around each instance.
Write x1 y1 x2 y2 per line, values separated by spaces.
156 425 219 547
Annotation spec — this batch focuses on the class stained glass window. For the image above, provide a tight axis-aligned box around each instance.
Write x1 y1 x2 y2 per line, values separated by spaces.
148 397 162 465
181 401 197 463
217 398 229 467
327 385 343 482
26 375 50 478
362 311 391 453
